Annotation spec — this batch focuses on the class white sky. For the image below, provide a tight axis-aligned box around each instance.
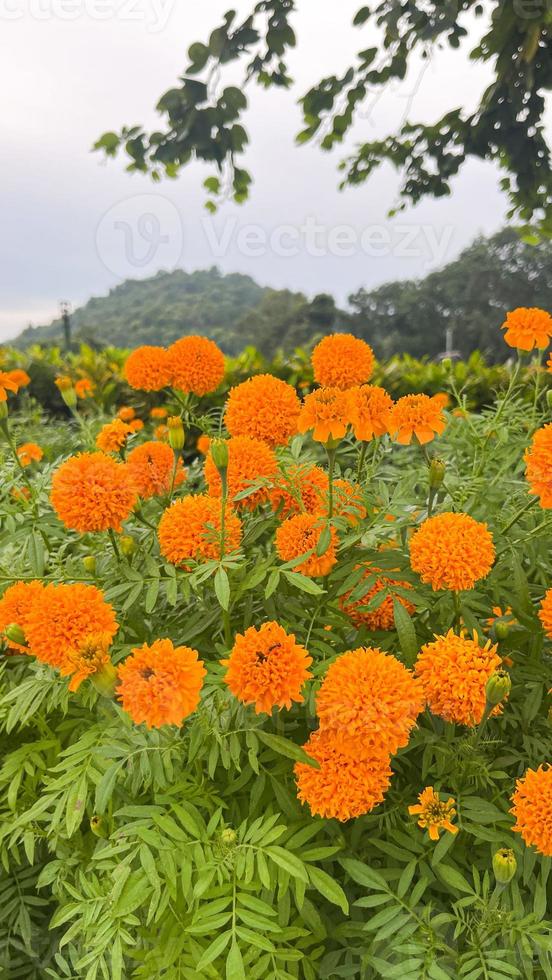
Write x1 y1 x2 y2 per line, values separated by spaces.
1 0 541 341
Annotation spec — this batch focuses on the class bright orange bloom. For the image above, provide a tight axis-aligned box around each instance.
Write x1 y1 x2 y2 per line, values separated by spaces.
316 647 424 758
297 387 351 443
158 494 242 566
0 581 44 651
346 384 393 441
275 513 337 577
511 765 552 856
432 392 450 409
415 630 502 726
155 424 169 442
226 375 301 446
25 583 118 670
150 406 168 420
410 512 495 591
117 406 136 422
16 443 43 466
10 486 31 503
51 452 137 532
167 335 225 395
0 371 19 402
501 307 552 351
311 333 375 390
96 419 133 454
331 480 367 525
388 393 446 445
525 423 552 507
538 588 552 638
204 435 277 509
60 633 113 692
75 378 94 398
222 621 312 713
6 369 30 391
409 787 458 841
129 418 144 433
117 638 206 728
295 729 392 821
197 434 210 455
126 440 186 499
269 464 328 519
339 565 415 631
125 345 172 391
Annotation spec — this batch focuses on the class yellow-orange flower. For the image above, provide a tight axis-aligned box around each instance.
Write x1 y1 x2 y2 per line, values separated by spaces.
409 787 458 841
525 423 552 507
167 336 225 395
126 440 186 499
0 580 44 651
269 464 327 519
51 452 137 532
410 512 495 591
415 629 502 726
339 565 415 631
117 638 206 728
511 765 552 856
538 588 552 638
197 434 210 455
225 374 301 446
432 392 450 409
311 333 375 390
96 419 133 454
125 345 171 391
0 371 19 401
204 435 277 509
501 307 552 351
316 646 424 758
55 375 73 393
129 418 143 433
297 387 351 443
222 621 312 714
295 729 392 821
150 406 168 420
388 393 446 445
75 378 94 398
155 424 169 442
25 583 118 670
16 443 43 466
275 513 337 577
158 494 242 566
60 633 113 692
346 384 393 441
6 369 30 391
117 406 135 422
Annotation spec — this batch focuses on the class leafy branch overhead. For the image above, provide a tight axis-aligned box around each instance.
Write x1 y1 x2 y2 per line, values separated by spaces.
94 1 552 231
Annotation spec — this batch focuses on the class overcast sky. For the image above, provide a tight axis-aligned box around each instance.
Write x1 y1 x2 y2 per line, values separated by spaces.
1 0 541 341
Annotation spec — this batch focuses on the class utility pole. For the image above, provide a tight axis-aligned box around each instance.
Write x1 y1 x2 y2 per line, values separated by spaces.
60 301 72 352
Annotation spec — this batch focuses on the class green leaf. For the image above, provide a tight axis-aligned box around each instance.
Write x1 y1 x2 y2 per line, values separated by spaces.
435 864 473 894
196 930 232 971
282 570 324 594
214 566 231 610
95 763 121 815
308 865 349 913
257 730 319 767
266 846 309 882
226 941 246 980
393 599 418 665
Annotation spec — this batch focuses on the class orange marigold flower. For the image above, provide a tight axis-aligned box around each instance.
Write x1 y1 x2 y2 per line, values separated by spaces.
331 479 367 525
16 442 43 466
297 387 351 443
205 435 277 509
225 374 301 446
6 369 31 391
51 452 137 532
538 588 552 638
0 370 19 401
150 406 168 420
388 393 446 445
117 638 206 728
415 629 502 727
167 336 225 395
339 565 415 631
269 464 327 519
316 646 424 758
96 419 133 454
311 333 375 389
197 434 210 455
75 377 94 398
222 621 312 714
410 512 495 591
55 375 73 392
129 418 143 433
524 423 552 508
125 345 171 391
409 787 458 841
126 440 186 499
60 632 113 692
275 513 337 577
25 583 118 670
158 494 242 566
511 765 552 856
155 424 169 442
432 392 450 409
346 384 393 441
0 580 44 651
295 729 392 821
117 406 135 422
501 307 552 351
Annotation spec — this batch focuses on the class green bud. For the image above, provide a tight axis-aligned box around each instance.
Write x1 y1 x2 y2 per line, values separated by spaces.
82 555 97 575
493 847 516 885
167 416 185 451
210 439 229 472
60 387 77 409
428 458 446 490
0 401 8 420
220 827 237 846
441 358 452 372
4 623 27 647
547 389 552 411
485 670 511 707
90 662 117 698
120 535 137 557
495 620 509 641
90 815 107 838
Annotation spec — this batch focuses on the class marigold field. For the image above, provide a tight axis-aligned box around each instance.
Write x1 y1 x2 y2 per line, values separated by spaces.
3 311 552 979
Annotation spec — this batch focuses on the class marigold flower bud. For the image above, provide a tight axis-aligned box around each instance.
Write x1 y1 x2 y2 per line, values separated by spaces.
220 827 237 846
90 815 107 838
492 847 516 885
90 661 117 698
82 555 97 575
485 669 511 707
441 358 452 371
428 457 446 490
55 376 77 408
495 620 510 641
210 438 229 473
167 416 185 451
4 623 27 647
0 401 8 420
120 535 137 557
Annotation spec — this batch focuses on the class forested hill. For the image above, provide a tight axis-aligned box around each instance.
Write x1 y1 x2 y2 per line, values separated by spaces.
14 230 552 360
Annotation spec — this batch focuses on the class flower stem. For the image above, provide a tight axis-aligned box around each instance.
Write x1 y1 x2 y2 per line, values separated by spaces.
107 529 121 563
326 446 336 519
